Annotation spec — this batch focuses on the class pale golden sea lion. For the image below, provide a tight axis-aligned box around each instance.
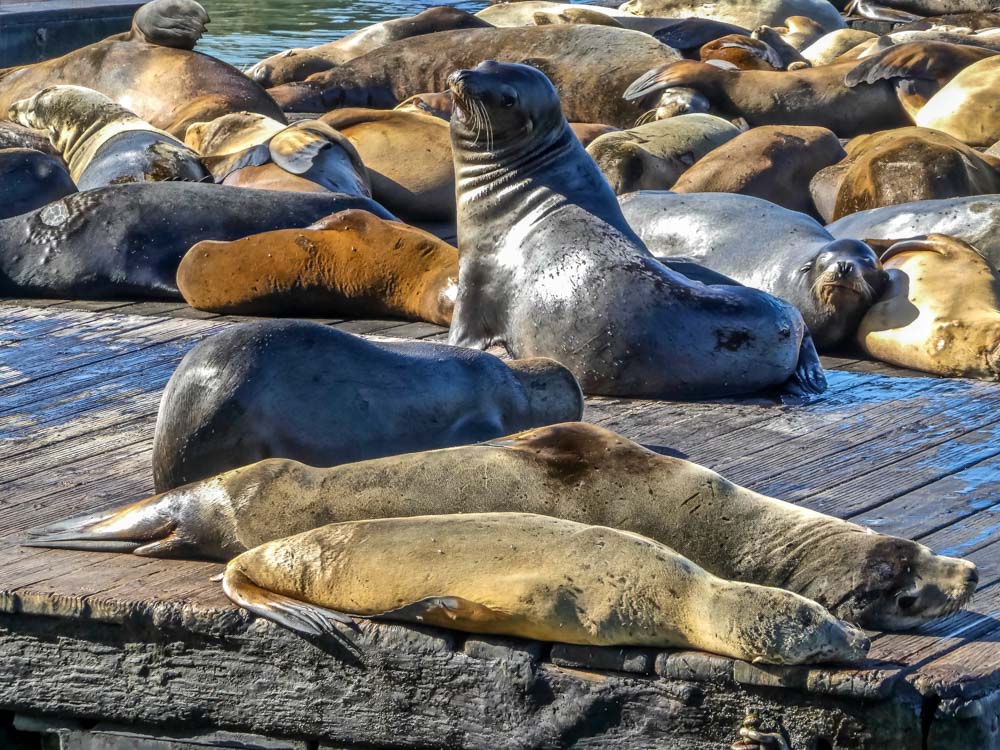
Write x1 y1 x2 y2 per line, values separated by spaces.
801 29 878 66
858 234 1000 379
29 422 978 630
619 0 846 32
222 512 870 665
177 209 457 323
915 55 1000 146
7 85 207 189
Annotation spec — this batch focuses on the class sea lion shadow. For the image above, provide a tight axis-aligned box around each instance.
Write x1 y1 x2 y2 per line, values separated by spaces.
643 444 690 460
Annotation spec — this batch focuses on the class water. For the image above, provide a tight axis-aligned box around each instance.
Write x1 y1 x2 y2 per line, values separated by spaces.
196 0 488 70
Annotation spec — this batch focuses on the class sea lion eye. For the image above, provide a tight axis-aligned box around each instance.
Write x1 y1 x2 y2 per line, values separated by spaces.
501 94 516 108
799 264 812 273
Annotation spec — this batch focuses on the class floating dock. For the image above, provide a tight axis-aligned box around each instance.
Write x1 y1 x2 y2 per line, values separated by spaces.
0 299 998 749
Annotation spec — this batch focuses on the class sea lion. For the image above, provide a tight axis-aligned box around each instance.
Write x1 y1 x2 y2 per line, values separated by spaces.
827 196 1000 267
532 7 625 26
476 2 628 27
219 512 869 665
0 183 393 300
670 125 846 218
7 85 207 190
0 148 76 220
852 0 996 19
620 191 886 349
858 235 1000 379
810 127 1000 223
149 320 583 491
448 61 825 398
843 41 997 120
775 16 827 49
585 113 741 194
245 7 494 88
914 56 1000 146
201 120 371 197
895 12 1000 31
623 59 910 136
264 25 682 128
183 112 286 156
0 121 62 156
319 108 454 222
698 34 785 70
801 29 878 65
619 0 846 32
177 209 457 323
29 421 978 631
0 0 285 138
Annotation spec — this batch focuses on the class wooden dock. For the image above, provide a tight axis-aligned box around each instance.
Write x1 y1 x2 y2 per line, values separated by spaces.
1 299 998 750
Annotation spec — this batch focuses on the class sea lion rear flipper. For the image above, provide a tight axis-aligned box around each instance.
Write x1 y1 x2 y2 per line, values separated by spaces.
222 568 362 654
376 596 503 629
133 0 210 50
844 41 979 88
783 332 828 397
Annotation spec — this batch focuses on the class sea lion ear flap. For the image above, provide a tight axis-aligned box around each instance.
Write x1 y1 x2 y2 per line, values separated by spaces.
133 0 210 50
269 121 336 175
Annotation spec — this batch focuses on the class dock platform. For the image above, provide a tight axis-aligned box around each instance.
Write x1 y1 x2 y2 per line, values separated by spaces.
1 299 998 749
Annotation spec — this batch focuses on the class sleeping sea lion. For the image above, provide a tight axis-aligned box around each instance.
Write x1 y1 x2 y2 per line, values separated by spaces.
914 55 1000 146
8 85 207 189
619 0 845 32
29 421 978 631
0 0 285 138
801 29 879 66
858 234 1000 380
698 34 785 70
0 148 75 220
177 209 457 323
148 320 583 491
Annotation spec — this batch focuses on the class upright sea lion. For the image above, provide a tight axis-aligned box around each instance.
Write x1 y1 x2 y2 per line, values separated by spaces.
0 0 284 138
220 512 869 665
177 209 457 323
858 235 1000 379
801 29 878 65
320 108 454 222
245 7 493 88
0 183 393 300
619 0 845 32
624 59 910 136
585 113 741 193
149 320 582 491
265 25 681 128
183 112 285 156
448 61 825 398
670 125 845 218
914 55 1000 146
30 422 978 630
0 148 75 220
8 85 207 189
810 127 1000 223
201 120 371 197
620 192 886 349
827 195 1000 267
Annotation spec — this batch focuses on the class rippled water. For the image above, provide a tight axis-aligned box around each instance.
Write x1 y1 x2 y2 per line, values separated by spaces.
197 0 488 69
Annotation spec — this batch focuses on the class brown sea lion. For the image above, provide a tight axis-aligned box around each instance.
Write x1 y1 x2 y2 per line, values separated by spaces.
858 235 1000 380
177 209 457 323
244 7 494 88
699 34 784 70
624 59 910 136
669 125 846 218
320 108 454 222
810 127 1000 223
915 56 1000 146
265 25 681 128
0 0 285 138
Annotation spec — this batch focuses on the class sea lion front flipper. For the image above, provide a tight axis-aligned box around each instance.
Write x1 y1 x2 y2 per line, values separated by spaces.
375 596 504 629
783 332 828 397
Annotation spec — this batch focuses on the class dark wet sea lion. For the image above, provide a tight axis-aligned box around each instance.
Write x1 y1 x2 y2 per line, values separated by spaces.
0 148 76 220
0 182 393 300
0 0 285 138
620 191 887 349
29 421 978 631
266 25 681 128
624 59 910 137
810 127 1000 223
149 320 583 491
177 209 458 323
0 121 62 157
246 7 493 88
8 85 207 189
447 61 825 398
670 125 846 218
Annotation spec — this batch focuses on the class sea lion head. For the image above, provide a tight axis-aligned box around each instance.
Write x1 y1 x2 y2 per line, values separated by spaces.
448 60 567 151
795 239 887 349
131 0 210 49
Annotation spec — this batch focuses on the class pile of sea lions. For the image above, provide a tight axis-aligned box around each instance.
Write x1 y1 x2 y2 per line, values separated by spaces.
6 0 994 664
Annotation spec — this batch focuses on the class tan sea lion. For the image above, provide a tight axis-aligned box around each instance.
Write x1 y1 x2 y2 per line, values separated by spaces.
320 108 453 222
476 2 629 27
201 120 371 197
0 0 285 138
585 113 741 194
775 16 826 49
30 422 978 631
671 125 845 218
221 512 870 665
810 127 1000 223
532 7 624 26
177 209 457 323
184 112 285 156
914 56 1000 146
619 0 846 32
801 29 878 66
858 235 1000 379
7 85 207 190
